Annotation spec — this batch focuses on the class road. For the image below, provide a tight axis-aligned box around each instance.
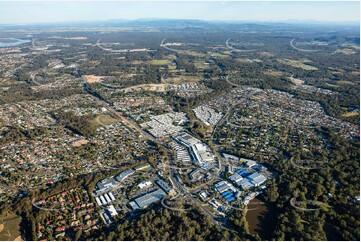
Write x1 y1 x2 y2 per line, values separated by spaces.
96 39 128 53
290 38 319 52
226 38 255 52
160 38 180 52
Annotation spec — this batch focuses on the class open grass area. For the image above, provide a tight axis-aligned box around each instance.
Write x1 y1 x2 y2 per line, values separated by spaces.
325 83 339 88
163 75 202 84
179 50 207 57
341 112 359 117
278 59 318 71
97 114 119 126
194 61 207 69
337 80 354 85
0 213 22 241
207 51 230 58
264 70 282 77
149 59 172 65
90 114 119 128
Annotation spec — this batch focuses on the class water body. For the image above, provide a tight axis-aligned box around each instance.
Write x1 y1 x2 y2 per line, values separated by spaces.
0 38 31 47
246 197 277 239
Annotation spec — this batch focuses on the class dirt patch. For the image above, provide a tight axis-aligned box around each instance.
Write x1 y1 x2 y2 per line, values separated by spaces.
288 76 305 85
72 138 89 147
264 70 282 77
0 224 4 233
14 236 23 241
84 75 107 83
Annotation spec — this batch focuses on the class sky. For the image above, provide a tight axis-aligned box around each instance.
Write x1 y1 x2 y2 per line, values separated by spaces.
0 1 359 24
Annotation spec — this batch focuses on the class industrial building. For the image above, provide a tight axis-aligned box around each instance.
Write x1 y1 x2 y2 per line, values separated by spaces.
244 159 257 168
248 172 267 186
229 172 243 186
215 181 234 193
239 179 254 190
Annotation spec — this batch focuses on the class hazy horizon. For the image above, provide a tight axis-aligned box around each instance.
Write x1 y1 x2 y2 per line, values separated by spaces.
0 1 359 25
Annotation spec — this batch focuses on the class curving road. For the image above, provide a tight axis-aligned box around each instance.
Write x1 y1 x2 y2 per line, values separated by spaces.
226 38 256 52
290 39 320 52
160 38 181 52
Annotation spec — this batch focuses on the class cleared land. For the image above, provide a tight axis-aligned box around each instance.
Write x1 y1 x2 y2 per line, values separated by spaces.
90 114 119 128
264 70 282 77
0 213 21 241
277 59 318 71
121 83 170 92
288 76 305 85
341 112 359 117
149 59 172 65
72 138 89 147
84 75 106 83
162 75 202 84
334 49 357 55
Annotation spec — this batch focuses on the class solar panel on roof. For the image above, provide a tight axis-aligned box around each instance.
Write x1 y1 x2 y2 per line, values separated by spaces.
228 197 235 202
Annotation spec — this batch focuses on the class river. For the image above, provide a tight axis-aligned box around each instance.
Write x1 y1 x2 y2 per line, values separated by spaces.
0 38 31 47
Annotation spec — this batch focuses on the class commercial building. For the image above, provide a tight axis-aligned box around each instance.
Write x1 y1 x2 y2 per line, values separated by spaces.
174 132 215 168
106 205 118 217
108 192 116 201
129 201 140 210
96 177 119 193
115 169 134 182
95 197 102 206
100 195 107 205
134 189 166 209
104 193 112 204
138 181 152 189
189 169 202 181
156 179 176 196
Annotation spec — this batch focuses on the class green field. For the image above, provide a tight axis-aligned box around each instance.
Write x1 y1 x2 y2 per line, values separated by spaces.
90 114 119 127
149 59 172 65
